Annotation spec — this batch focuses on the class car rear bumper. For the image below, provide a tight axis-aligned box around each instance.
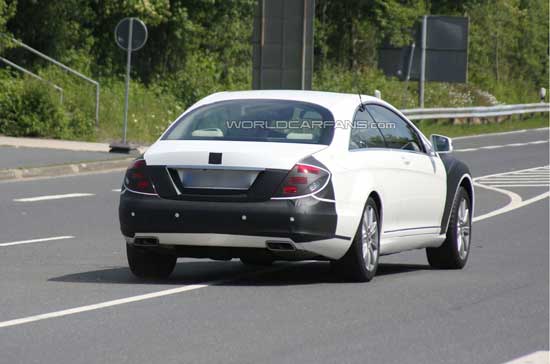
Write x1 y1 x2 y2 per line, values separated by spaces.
119 190 351 259
119 189 342 242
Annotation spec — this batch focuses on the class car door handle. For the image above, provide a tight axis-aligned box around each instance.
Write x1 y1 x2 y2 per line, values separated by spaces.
401 156 411 165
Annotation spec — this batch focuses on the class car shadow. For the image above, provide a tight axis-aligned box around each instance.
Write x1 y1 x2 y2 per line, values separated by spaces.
49 261 432 286
221 262 432 286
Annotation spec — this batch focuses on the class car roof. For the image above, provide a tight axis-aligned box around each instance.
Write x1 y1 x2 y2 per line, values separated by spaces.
164 89 426 152
189 90 381 114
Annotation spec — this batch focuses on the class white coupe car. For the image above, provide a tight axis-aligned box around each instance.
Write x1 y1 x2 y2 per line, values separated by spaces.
119 90 474 282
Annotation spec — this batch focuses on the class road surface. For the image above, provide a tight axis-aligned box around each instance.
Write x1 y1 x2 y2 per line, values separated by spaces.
0 128 548 364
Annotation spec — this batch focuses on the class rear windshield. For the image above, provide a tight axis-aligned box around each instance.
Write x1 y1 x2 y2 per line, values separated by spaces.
163 99 335 145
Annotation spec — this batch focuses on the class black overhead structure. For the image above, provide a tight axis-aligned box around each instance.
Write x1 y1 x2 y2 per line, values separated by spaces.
252 0 315 90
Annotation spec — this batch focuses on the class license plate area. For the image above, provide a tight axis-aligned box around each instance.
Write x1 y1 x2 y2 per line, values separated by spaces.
177 169 259 190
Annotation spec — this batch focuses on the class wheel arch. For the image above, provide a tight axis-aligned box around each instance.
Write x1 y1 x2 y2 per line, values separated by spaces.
438 154 474 235
368 190 383 230
459 174 475 215
442 173 474 234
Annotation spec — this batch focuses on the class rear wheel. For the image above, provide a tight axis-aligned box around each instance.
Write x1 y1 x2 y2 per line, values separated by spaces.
427 187 471 269
332 197 380 282
127 244 177 279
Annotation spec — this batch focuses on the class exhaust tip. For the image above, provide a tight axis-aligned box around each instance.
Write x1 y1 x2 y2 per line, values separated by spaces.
134 237 159 246
266 240 296 252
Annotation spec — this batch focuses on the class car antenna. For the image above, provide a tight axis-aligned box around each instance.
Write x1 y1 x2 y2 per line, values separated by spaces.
354 68 366 111
358 92 366 112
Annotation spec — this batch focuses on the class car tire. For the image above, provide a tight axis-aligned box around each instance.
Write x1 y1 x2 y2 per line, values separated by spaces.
427 187 472 269
240 256 274 266
332 197 380 282
127 244 177 279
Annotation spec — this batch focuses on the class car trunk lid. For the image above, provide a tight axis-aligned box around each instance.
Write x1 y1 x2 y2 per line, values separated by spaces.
145 140 326 170
144 140 327 201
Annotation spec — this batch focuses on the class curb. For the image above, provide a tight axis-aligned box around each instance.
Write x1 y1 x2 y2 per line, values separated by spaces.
0 158 133 181
0 135 149 154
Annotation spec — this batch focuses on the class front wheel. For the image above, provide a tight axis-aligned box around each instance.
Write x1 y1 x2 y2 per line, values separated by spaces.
427 187 472 269
332 197 380 282
127 244 177 279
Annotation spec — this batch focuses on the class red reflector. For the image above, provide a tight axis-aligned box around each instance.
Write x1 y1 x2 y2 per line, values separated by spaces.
137 180 150 189
131 159 147 169
125 159 157 195
296 164 320 174
283 186 297 194
289 176 307 184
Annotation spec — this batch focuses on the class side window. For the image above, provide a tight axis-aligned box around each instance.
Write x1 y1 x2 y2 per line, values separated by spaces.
349 109 387 150
366 105 424 152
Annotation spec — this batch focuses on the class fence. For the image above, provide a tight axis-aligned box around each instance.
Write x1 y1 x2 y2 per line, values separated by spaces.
402 103 549 122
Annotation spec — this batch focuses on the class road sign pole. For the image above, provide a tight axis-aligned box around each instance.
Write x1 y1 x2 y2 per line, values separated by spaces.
122 18 134 145
418 15 427 108
110 17 147 152
300 0 307 90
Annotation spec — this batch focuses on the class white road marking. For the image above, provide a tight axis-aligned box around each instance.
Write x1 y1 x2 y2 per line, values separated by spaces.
13 193 95 202
484 178 550 182
452 127 548 140
112 188 121 192
500 174 550 176
454 148 477 152
474 190 549 222
485 185 549 188
482 178 550 181
502 351 549 364
0 265 284 329
481 180 550 183
1 166 548 329
475 166 550 189
473 165 550 222
0 284 208 328
481 179 550 183
455 140 549 153
0 236 75 247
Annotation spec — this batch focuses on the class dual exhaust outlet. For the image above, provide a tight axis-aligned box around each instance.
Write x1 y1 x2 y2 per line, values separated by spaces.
133 237 159 246
265 240 296 252
132 237 296 252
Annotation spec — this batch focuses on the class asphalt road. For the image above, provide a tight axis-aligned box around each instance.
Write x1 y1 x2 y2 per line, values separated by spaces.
0 128 548 364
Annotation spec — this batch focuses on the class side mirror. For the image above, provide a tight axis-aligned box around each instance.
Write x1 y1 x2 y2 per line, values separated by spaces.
431 134 453 153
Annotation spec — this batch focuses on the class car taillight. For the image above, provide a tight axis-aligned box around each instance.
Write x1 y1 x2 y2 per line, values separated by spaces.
124 159 157 194
274 163 330 198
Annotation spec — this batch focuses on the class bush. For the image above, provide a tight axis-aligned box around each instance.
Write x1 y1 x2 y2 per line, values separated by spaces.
313 64 499 109
94 77 186 143
0 73 95 139
0 77 66 137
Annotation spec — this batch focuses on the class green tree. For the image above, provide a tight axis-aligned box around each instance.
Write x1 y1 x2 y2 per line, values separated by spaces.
0 0 16 51
6 0 95 70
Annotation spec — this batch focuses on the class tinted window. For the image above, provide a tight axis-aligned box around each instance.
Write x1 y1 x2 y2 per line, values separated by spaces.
163 99 334 145
349 109 386 150
366 105 424 152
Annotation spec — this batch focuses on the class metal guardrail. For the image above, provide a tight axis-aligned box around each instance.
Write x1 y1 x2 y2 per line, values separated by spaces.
0 56 64 104
2 34 100 127
402 103 549 121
